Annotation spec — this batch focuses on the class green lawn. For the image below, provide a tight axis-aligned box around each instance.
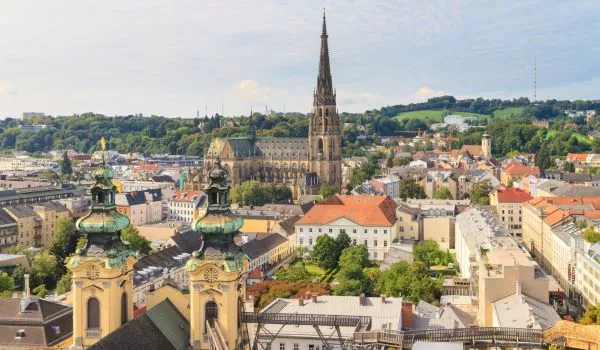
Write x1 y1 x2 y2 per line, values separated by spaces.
295 261 326 278
393 109 490 122
492 107 525 119
544 129 590 144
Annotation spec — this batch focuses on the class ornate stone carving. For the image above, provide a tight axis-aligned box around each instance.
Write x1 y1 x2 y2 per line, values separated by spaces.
86 265 100 280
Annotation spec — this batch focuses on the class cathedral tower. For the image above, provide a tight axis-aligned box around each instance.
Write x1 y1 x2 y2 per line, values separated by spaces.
309 12 342 190
185 159 248 350
67 139 136 348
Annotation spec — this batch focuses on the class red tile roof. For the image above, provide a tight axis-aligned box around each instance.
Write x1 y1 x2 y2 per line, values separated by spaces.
503 162 540 176
495 188 533 203
567 153 588 162
171 190 203 202
296 195 397 226
526 196 600 225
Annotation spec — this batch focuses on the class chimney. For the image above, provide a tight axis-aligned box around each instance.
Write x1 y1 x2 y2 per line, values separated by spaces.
298 298 304 306
516 280 522 303
401 302 414 330
311 293 318 303
359 294 366 306
381 294 386 303
24 274 30 298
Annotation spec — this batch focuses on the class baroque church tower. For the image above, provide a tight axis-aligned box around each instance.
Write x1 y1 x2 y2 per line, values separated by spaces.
309 12 342 190
67 139 136 348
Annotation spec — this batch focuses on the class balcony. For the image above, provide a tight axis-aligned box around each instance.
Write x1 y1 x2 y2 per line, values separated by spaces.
86 328 101 338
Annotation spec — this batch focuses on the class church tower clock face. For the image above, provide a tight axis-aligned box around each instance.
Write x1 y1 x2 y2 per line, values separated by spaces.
86 265 100 280
204 268 219 282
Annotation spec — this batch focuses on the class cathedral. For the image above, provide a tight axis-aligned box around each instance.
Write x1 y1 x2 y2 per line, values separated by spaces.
185 13 342 198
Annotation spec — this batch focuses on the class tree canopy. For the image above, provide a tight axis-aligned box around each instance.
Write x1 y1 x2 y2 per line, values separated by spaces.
231 181 292 206
399 179 426 201
434 187 453 200
121 226 152 256
375 261 442 303
311 235 339 269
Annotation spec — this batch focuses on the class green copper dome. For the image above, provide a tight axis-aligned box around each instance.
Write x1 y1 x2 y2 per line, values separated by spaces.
192 158 243 235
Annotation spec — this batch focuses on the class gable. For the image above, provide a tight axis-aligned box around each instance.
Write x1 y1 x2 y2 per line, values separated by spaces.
327 217 358 226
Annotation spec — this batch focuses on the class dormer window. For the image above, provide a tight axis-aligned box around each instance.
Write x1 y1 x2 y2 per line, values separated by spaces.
15 329 26 339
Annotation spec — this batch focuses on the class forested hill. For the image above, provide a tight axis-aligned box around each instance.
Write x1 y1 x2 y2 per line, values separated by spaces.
1 96 599 156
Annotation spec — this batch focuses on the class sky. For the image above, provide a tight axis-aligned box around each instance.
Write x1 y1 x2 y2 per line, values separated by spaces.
1 0 600 118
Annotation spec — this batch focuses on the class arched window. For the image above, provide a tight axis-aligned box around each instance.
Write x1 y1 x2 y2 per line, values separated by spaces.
121 292 128 325
87 298 100 330
205 301 218 332
318 139 324 154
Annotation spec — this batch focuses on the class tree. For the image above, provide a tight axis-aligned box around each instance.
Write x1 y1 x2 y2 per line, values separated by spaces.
582 226 600 244
275 265 312 282
471 180 492 205
375 261 442 303
11 265 26 288
399 179 426 201
333 264 371 296
311 235 339 269
535 142 553 171
564 162 576 173
50 217 78 275
580 303 600 325
413 240 444 267
335 232 352 253
121 226 152 256
434 187 453 200
55 270 72 295
0 272 15 297
32 284 47 298
319 183 339 200
32 251 58 288
60 151 73 175
339 245 369 269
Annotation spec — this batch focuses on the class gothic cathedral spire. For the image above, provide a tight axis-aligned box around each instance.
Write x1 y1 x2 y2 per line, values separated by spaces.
309 11 342 191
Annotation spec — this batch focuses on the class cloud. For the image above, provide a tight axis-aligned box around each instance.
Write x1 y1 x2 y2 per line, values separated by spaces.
339 90 380 105
230 80 271 103
414 86 448 100
0 82 18 97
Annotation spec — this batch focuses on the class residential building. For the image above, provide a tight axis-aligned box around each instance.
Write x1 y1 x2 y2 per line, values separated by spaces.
536 182 600 197
114 180 176 193
56 196 90 218
232 209 280 234
0 156 59 173
396 199 469 249
490 187 533 236
0 283 73 347
295 195 398 260
238 232 292 273
455 207 556 326
0 184 82 207
116 189 163 226
369 175 401 198
411 300 476 330
3 201 71 248
500 162 540 187
0 210 18 252
167 190 205 223
253 295 404 350
522 196 600 305
542 171 600 187
422 170 473 200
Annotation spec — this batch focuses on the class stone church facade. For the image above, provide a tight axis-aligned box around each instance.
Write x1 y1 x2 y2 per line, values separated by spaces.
185 14 342 199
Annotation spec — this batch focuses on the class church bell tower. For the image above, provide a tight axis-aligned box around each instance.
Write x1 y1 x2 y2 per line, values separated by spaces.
309 11 342 190
67 138 136 348
185 159 249 350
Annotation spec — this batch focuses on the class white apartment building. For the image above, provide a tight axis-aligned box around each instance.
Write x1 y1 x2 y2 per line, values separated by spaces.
115 189 164 226
295 195 398 260
369 175 401 198
167 190 205 223
0 157 59 173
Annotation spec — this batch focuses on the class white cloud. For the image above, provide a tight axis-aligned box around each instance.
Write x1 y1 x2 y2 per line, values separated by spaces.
230 80 271 103
414 86 448 100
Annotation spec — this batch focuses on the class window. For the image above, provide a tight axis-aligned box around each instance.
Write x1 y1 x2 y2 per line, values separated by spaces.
364 229 367 234
309 238 313 246
309 345 315 350
280 343 285 350
399 217 403 222
383 230 387 234
384 240 387 247
364 240 368 246
374 240 378 247
329 228 332 233
318 228 322 233
299 238 304 245
374 252 378 258
121 292 128 325
374 230 378 234
87 298 100 330
353 229 356 233
293 344 299 350
309 228 312 233
352 239 357 245
400 226 404 232
299 228 303 233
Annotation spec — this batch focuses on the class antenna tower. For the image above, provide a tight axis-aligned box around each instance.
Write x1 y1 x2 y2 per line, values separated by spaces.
533 57 537 102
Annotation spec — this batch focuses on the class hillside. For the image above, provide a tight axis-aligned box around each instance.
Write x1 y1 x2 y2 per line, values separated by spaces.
393 110 489 122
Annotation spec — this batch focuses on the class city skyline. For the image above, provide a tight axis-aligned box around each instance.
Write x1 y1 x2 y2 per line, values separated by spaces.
1 1 600 118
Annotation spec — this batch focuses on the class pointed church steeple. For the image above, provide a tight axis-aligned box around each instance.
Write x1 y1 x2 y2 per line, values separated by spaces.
314 10 335 106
